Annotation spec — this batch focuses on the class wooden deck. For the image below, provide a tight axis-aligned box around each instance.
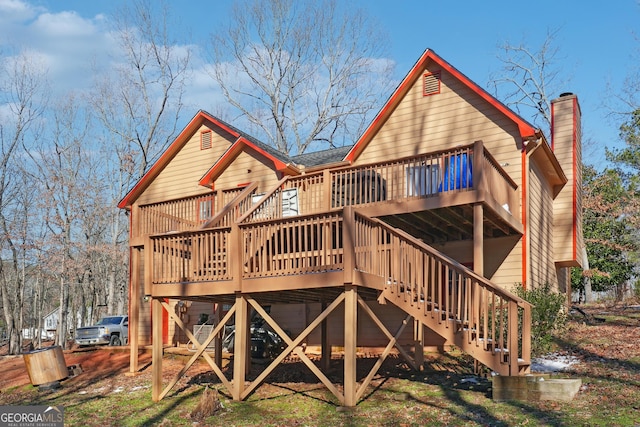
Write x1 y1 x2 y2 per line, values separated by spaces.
132 141 532 405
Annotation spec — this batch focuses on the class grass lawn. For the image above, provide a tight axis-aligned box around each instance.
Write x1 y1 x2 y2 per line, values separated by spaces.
1 304 638 426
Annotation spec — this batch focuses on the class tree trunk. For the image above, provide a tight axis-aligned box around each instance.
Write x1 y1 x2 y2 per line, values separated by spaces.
56 277 70 349
582 247 592 303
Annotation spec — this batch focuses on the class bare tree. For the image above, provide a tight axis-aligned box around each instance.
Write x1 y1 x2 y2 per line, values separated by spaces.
89 0 191 315
0 50 48 354
489 28 569 136
92 0 191 179
25 94 102 347
208 0 395 155
606 29 640 121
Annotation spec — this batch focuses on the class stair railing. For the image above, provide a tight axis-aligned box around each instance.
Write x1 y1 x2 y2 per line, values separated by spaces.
349 208 531 374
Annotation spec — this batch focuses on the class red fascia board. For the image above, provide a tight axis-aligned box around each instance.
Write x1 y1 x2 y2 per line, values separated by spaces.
118 111 241 209
198 137 291 187
344 49 537 163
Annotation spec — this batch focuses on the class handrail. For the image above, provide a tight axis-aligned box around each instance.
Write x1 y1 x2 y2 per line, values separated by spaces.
236 176 291 224
350 209 531 372
137 188 245 237
239 142 518 223
200 182 259 229
353 211 528 305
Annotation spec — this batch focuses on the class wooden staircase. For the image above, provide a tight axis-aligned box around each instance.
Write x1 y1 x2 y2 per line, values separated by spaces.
351 211 532 376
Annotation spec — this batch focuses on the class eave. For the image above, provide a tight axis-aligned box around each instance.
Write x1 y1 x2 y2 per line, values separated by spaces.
198 136 300 188
344 49 538 163
527 135 567 196
117 110 241 209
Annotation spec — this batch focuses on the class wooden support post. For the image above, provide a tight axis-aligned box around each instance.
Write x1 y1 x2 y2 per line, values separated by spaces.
321 300 330 372
144 236 153 296
508 302 519 375
232 223 243 292
151 298 163 402
413 319 424 370
473 203 484 277
343 206 355 285
323 169 332 211
472 140 485 193
232 294 248 401
214 303 222 367
129 248 140 373
343 285 358 407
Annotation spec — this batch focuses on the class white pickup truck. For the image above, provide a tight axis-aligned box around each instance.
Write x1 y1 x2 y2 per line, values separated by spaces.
75 315 128 346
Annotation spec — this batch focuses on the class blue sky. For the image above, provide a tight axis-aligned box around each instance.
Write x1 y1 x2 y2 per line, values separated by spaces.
2 0 640 162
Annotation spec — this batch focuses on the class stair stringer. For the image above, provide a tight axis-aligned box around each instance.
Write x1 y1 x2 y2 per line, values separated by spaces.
380 286 518 376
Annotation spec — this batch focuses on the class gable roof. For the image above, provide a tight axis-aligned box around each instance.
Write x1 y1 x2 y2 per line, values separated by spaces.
343 48 539 163
198 135 300 188
118 110 295 208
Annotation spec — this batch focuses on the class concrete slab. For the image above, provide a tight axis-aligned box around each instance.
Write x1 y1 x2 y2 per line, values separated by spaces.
492 374 582 402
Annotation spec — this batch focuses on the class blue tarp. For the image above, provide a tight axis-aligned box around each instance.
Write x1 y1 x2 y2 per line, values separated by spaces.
440 153 472 191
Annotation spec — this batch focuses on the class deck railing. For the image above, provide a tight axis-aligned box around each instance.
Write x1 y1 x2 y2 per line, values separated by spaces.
200 183 259 229
241 141 519 223
137 141 518 239
148 227 232 284
136 188 247 238
240 212 344 278
146 206 530 373
351 209 531 372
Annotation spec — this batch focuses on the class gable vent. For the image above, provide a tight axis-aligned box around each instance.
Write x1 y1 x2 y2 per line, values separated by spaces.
423 72 441 96
201 130 212 150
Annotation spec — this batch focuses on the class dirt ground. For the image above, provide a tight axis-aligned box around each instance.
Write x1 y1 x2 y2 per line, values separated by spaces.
0 344 152 392
0 304 638 404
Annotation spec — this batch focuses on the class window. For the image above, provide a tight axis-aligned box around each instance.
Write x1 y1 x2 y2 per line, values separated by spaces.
201 130 212 150
423 71 441 96
198 199 212 222
406 164 441 196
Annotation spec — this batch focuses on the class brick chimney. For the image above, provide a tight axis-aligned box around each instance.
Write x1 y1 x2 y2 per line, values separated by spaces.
551 93 584 268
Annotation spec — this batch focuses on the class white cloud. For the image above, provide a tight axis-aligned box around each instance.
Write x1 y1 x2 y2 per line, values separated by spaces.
0 1 116 95
0 0 41 21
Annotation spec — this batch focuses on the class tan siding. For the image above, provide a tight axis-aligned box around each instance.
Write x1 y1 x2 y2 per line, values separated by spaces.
214 150 281 194
529 163 557 289
487 237 523 288
553 95 583 267
136 125 234 206
304 302 415 347
268 303 308 337
354 65 524 189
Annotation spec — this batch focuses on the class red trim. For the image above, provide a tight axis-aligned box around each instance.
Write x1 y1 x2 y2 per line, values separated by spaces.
572 98 578 261
521 149 527 289
344 49 537 164
118 111 240 209
162 298 169 345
